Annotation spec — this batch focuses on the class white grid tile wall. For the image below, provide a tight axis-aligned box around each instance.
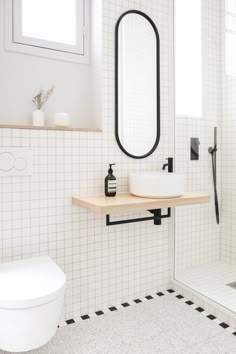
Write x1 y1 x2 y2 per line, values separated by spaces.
221 0 236 265
175 0 222 274
0 0 174 321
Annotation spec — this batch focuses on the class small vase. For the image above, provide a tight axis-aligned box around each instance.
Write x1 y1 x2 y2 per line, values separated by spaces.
33 110 45 126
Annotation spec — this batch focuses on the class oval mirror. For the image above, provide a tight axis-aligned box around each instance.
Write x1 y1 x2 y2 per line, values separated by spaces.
115 10 160 159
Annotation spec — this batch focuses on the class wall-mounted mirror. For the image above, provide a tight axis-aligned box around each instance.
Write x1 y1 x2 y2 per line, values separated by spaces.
115 10 160 159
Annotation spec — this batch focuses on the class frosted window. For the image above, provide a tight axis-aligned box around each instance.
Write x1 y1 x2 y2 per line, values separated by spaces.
225 1 236 75
21 0 77 45
10 0 88 62
225 0 236 13
175 0 202 117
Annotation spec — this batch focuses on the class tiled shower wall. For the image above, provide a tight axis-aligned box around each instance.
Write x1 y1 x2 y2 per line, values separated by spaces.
0 0 174 321
221 0 236 265
221 78 236 265
175 0 222 274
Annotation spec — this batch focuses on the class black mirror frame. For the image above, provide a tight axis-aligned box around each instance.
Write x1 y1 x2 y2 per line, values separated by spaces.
115 10 160 159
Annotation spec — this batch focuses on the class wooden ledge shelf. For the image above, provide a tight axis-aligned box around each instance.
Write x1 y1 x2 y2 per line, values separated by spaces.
72 193 210 215
0 124 102 132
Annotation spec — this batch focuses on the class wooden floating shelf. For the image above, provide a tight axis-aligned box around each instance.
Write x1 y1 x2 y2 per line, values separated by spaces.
0 124 102 132
72 193 210 215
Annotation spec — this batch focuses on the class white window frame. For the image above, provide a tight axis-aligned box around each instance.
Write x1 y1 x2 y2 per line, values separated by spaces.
5 0 90 64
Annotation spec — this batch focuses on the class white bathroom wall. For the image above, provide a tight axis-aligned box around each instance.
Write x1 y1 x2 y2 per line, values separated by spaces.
221 0 236 265
0 0 174 321
221 77 236 265
175 0 222 273
0 0 102 129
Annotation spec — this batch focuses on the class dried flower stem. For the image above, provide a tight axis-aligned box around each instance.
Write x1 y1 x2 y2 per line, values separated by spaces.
32 86 55 110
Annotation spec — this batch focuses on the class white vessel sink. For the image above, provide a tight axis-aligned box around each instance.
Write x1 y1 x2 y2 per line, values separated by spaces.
129 172 184 198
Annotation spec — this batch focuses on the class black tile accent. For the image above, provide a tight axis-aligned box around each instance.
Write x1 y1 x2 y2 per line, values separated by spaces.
219 322 229 329
63 290 236 336
157 292 164 297
167 289 175 293
95 311 104 316
186 301 194 305
134 299 142 304
109 306 117 312
196 307 204 313
145 295 153 300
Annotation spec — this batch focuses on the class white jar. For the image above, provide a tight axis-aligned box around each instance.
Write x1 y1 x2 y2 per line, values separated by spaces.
54 112 70 127
33 110 45 126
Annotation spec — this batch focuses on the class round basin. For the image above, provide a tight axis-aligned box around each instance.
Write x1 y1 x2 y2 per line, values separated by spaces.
129 172 184 198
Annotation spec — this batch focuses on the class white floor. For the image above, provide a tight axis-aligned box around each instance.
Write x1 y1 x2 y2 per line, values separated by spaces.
1 293 236 354
176 260 236 313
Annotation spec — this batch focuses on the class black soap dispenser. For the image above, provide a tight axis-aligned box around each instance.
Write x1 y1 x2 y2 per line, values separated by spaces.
105 164 117 197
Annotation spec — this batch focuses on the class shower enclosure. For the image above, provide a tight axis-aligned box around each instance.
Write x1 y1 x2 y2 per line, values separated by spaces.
174 0 236 315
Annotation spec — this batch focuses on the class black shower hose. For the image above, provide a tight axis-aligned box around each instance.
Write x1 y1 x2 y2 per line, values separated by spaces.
211 150 219 224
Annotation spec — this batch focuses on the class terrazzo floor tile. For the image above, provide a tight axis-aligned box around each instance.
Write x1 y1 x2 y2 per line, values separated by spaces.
1 295 235 354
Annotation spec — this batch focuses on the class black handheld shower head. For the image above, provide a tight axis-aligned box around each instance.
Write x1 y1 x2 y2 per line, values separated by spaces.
208 146 217 154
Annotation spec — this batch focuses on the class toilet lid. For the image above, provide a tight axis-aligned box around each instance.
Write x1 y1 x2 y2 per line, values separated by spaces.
0 256 66 309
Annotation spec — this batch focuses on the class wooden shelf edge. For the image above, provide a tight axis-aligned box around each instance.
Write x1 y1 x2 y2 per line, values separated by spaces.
72 193 211 215
0 124 102 132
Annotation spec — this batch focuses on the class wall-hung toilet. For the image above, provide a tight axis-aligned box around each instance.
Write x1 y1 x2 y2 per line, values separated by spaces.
0 256 66 353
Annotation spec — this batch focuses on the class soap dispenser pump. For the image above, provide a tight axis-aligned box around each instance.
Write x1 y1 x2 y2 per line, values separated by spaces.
105 164 117 197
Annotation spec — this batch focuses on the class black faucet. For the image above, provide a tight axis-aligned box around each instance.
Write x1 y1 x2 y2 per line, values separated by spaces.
162 157 173 173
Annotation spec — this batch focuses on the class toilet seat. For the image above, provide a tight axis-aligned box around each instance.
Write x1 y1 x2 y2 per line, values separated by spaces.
0 256 66 309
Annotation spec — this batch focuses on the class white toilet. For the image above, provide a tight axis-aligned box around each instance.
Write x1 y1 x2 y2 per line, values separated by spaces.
0 256 66 353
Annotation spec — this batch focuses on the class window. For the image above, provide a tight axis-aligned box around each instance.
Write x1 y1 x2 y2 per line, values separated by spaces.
175 0 202 118
5 0 89 64
225 0 236 75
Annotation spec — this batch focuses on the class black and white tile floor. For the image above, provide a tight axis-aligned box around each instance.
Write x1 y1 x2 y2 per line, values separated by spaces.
1 290 236 353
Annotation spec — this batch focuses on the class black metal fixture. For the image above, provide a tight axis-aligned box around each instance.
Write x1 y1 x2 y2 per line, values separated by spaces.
106 208 171 226
190 138 200 160
162 157 174 173
208 127 219 224
106 157 174 226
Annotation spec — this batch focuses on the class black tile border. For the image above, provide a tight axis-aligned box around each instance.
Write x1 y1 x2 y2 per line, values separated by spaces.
145 295 153 300
196 307 204 313
219 322 229 329
134 299 142 304
157 292 164 296
59 289 236 337
174 290 236 336
109 306 118 312
186 300 194 306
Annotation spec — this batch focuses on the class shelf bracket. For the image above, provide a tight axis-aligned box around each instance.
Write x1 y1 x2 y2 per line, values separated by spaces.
106 208 171 226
